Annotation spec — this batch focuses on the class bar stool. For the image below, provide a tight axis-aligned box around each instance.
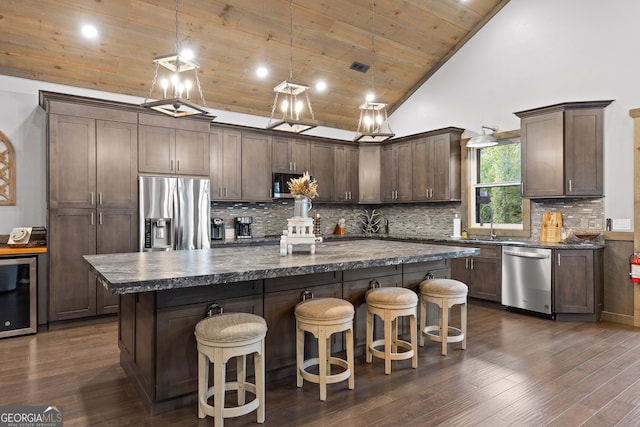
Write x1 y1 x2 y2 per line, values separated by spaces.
194 309 268 427
419 278 468 356
295 293 355 401
365 285 418 374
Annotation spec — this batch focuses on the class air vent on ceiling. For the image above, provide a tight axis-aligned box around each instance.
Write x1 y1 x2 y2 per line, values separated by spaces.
350 61 370 73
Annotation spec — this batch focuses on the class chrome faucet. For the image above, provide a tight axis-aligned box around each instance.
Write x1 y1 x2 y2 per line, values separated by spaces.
480 205 496 240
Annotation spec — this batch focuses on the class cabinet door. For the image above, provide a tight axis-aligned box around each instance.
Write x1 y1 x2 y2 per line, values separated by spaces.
49 209 97 321
412 137 429 201
521 111 564 197
470 255 502 302
396 142 413 201
263 283 342 372
564 108 603 196
554 250 594 313
310 142 334 202
242 132 271 201
138 125 176 174
96 209 138 314
431 133 455 200
380 145 396 202
359 145 381 203
291 139 311 173
272 136 292 172
155 294 263 400
175 129 210 176
49 115 96 209
210 129 242 200
334 145 358 202
96 120 138 209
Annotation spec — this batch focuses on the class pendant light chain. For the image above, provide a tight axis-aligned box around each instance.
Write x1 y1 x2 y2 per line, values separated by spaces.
289 0 294 81
370 0 376 97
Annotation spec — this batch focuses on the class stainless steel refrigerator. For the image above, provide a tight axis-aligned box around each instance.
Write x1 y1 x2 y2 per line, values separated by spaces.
139 176 211 251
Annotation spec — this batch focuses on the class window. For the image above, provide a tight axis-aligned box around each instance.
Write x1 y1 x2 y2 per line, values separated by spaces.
469 140 524 231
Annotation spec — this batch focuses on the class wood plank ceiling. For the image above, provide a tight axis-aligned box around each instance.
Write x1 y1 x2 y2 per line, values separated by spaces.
0 0 508 131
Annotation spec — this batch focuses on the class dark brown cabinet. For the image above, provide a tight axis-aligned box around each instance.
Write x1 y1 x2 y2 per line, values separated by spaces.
241 132 272 201
263 273 342 372
449 243 501 302
358 145 381 203
381 141 412 202
209 128 242 201
334 145 359 203
310 142 335 202
554 249 603 321
138 113 210 176
44 96 139 322
272 137 310 173
412 130 462 202
516 101 612 198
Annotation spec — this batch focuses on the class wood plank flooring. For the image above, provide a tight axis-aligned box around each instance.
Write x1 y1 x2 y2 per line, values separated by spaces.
2 303 640 426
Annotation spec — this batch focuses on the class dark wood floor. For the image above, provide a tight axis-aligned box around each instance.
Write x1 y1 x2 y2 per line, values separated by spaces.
2 303 640 426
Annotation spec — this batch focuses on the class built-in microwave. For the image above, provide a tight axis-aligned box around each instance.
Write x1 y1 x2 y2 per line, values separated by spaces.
272 172 305 198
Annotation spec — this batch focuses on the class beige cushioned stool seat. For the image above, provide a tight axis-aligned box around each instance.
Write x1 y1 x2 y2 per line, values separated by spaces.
295 297 355 401
195 312 267 427
419 278 468 356
365 287 418 374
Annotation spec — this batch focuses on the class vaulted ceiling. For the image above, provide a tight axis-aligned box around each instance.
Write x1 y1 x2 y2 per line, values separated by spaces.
1 0 508 131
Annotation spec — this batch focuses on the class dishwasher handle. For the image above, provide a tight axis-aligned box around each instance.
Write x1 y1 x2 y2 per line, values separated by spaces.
503 249 551 259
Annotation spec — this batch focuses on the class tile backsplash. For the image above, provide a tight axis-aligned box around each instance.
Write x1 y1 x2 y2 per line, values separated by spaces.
211 197 604 241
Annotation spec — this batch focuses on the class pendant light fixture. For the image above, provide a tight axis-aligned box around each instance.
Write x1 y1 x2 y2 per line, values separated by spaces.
467 125 499 148
141 0 211 118
354 0 394 143
267 0 317 133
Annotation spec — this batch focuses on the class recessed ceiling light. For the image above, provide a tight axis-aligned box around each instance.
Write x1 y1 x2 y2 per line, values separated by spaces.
81 24 98 39
315 80 327 91
256 66 268 78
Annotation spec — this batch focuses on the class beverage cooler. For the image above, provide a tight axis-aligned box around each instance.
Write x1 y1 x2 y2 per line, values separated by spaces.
0 256 37 338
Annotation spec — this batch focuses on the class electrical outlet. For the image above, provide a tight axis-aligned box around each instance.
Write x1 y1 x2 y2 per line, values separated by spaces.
612 218 631 231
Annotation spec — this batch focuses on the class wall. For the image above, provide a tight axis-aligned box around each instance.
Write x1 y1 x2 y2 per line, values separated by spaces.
390 0 637 231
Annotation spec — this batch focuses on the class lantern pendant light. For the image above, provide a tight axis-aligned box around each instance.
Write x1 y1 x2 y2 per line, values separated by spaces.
267 0 317 133
354 0 394 143
141 0 211 118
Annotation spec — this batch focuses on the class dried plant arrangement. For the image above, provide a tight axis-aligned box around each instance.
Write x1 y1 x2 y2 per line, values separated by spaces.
287 171 318 199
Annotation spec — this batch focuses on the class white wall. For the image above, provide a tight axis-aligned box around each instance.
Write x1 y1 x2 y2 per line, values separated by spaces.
0 0 637 232
390 0 637 230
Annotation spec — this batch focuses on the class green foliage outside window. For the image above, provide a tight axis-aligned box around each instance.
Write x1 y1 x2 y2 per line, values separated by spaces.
475 143 522 225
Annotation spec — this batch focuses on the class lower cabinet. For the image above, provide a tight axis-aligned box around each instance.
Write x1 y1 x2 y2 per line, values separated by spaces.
263 273 342 372
554 248 603 321
449 243 502 302
49 208 137 321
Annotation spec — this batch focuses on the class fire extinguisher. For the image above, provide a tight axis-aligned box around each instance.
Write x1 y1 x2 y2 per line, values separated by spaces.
631 253 640 283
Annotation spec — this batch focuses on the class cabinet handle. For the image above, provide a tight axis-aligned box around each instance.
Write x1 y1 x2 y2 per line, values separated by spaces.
349 191 352 200
177 159 180 172
90 192 94 206
170 159 174 171
99 192 103 205
521 183 524 195
430 188 433 198
395 190 398 199
470 258 475 269
224 187 228 197
465 258 469 269
568 179 572 193
91 212 94 225
99 211 102 225
293 162 297 171
557 253 561 266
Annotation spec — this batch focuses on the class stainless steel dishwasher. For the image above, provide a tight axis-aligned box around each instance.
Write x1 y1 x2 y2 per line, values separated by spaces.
501 246 553 316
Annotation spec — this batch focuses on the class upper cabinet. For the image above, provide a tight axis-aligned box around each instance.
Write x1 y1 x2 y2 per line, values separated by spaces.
47 103 138 210
334 144 359 203
516 101 612 198
209 127 242 201
272 136 310 173
242 132 272 202
381 141 412 202
310 142 335 202
358 144 381 204
412 129 462 202
138 113 210 176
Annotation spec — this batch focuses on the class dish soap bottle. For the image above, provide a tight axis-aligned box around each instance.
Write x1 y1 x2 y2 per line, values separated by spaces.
461 228 468 239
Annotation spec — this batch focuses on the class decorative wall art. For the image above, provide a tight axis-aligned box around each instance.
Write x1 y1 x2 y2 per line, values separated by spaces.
0 131 16 206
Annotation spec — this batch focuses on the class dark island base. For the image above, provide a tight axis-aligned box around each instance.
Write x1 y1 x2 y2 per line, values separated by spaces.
118 260 451 415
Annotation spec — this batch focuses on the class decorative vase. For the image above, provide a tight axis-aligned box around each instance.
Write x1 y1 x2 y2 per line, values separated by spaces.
293 195 312 218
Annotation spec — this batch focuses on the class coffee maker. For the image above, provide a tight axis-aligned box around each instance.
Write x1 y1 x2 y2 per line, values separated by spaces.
211 218 224 240
235 216 253 239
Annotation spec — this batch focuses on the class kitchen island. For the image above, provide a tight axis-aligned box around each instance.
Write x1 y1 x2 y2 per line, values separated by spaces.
84 239 479 414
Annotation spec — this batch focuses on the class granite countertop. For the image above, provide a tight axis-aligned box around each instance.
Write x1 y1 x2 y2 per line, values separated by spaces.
83 240 479 295
211 233 605 250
